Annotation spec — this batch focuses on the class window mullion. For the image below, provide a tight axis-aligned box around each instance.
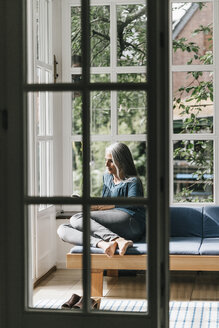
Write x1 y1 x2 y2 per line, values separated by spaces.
81 0 91 313
111 3 118 139
214 0 219 204
172 64 214 72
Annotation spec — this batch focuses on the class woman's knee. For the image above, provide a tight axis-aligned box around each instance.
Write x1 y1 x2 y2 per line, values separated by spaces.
57 224 68 240
70 212 83 229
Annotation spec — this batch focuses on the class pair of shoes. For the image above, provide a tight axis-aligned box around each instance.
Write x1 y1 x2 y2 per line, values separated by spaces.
61 293 81 309
72 297 101 310
61 294 101 310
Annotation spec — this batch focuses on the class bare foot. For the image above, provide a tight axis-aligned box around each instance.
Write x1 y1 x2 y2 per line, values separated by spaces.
97 240 118 258
116 237 133 256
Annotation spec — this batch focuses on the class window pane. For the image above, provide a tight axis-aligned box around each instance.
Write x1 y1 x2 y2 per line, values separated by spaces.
90 6 110 67
37 140 53 198
45 91 53 136
91 141 147 197
91 74 110 83
91 91 111 135
72 142 83 197
126 141 147 197
90 204 147 313
91 142 108 197
72 89 82 135
36 91 53 137
27 204 83 310
173 71 213 134
118 90 147 135
173 140 213 202
71 7 81 67
118 73 146 83
172 2 213 65
117 4 147 67
71 5 110 68
36 91 45 136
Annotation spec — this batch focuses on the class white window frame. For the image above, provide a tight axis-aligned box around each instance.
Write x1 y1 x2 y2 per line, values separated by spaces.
169 0 219 205
27 0 56 287
32 0 54 204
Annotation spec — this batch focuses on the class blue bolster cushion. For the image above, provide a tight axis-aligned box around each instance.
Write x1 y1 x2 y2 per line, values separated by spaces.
170 206 203 237
203 206 219 238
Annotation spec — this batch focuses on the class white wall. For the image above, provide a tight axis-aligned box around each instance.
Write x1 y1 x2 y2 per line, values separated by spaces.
56 219 73 268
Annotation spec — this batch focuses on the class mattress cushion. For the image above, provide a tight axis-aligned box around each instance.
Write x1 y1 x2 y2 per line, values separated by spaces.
169 237 202 255
70 237 202 255
203 207 219 238
199 238 219 255
70 243 147 255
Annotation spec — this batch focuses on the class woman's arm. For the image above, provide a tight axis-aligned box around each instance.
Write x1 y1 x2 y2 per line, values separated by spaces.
90 204 115 211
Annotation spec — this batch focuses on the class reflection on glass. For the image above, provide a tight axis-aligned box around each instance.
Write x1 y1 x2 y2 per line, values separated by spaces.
172 2 213 65
72 142 83 196
117 4 147 66
118 73 146 83
91 91 111 135
173 140 213 202
118 91 147 135
91 6 110 67
173 71 213 134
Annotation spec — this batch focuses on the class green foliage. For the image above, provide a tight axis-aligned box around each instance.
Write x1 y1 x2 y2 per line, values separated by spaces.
118 90 146 134
71 4 146 67
173 38 200 55
173 7 214 202
174 140 213 202
117 5 147 66
90 6 110 66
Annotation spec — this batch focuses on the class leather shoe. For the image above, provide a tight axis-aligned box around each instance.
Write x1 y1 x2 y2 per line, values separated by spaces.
61 293 81 309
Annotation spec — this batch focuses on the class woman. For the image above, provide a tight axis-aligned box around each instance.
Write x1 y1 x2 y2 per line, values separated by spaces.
57 143 145 257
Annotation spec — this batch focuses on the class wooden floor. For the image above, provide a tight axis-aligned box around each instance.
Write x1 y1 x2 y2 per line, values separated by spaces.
33 269 219 304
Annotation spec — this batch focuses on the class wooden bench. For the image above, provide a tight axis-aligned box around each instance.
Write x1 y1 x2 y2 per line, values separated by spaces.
66 253 219 297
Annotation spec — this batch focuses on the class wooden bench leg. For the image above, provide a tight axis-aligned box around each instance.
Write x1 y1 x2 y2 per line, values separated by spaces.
91 269 103 297
106 269 119 277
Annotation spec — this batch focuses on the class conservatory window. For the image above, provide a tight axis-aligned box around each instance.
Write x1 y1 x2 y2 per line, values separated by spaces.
170 1 217 204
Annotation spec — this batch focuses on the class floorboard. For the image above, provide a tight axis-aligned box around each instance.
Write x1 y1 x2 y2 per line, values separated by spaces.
33 269 219 304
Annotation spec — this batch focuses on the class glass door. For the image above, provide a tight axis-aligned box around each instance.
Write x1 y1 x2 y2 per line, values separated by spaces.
0 0 169 327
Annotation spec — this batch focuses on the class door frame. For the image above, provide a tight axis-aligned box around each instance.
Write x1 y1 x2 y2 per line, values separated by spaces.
0 0 169 327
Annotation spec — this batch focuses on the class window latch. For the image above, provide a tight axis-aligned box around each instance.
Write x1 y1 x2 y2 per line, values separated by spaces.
0 109 8 130
53 55 59 83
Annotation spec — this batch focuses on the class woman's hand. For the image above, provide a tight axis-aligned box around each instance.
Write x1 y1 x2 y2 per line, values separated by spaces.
90 205 115 211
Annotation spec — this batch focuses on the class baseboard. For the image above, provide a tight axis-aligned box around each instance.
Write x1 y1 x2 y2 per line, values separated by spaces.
34 265 57 288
